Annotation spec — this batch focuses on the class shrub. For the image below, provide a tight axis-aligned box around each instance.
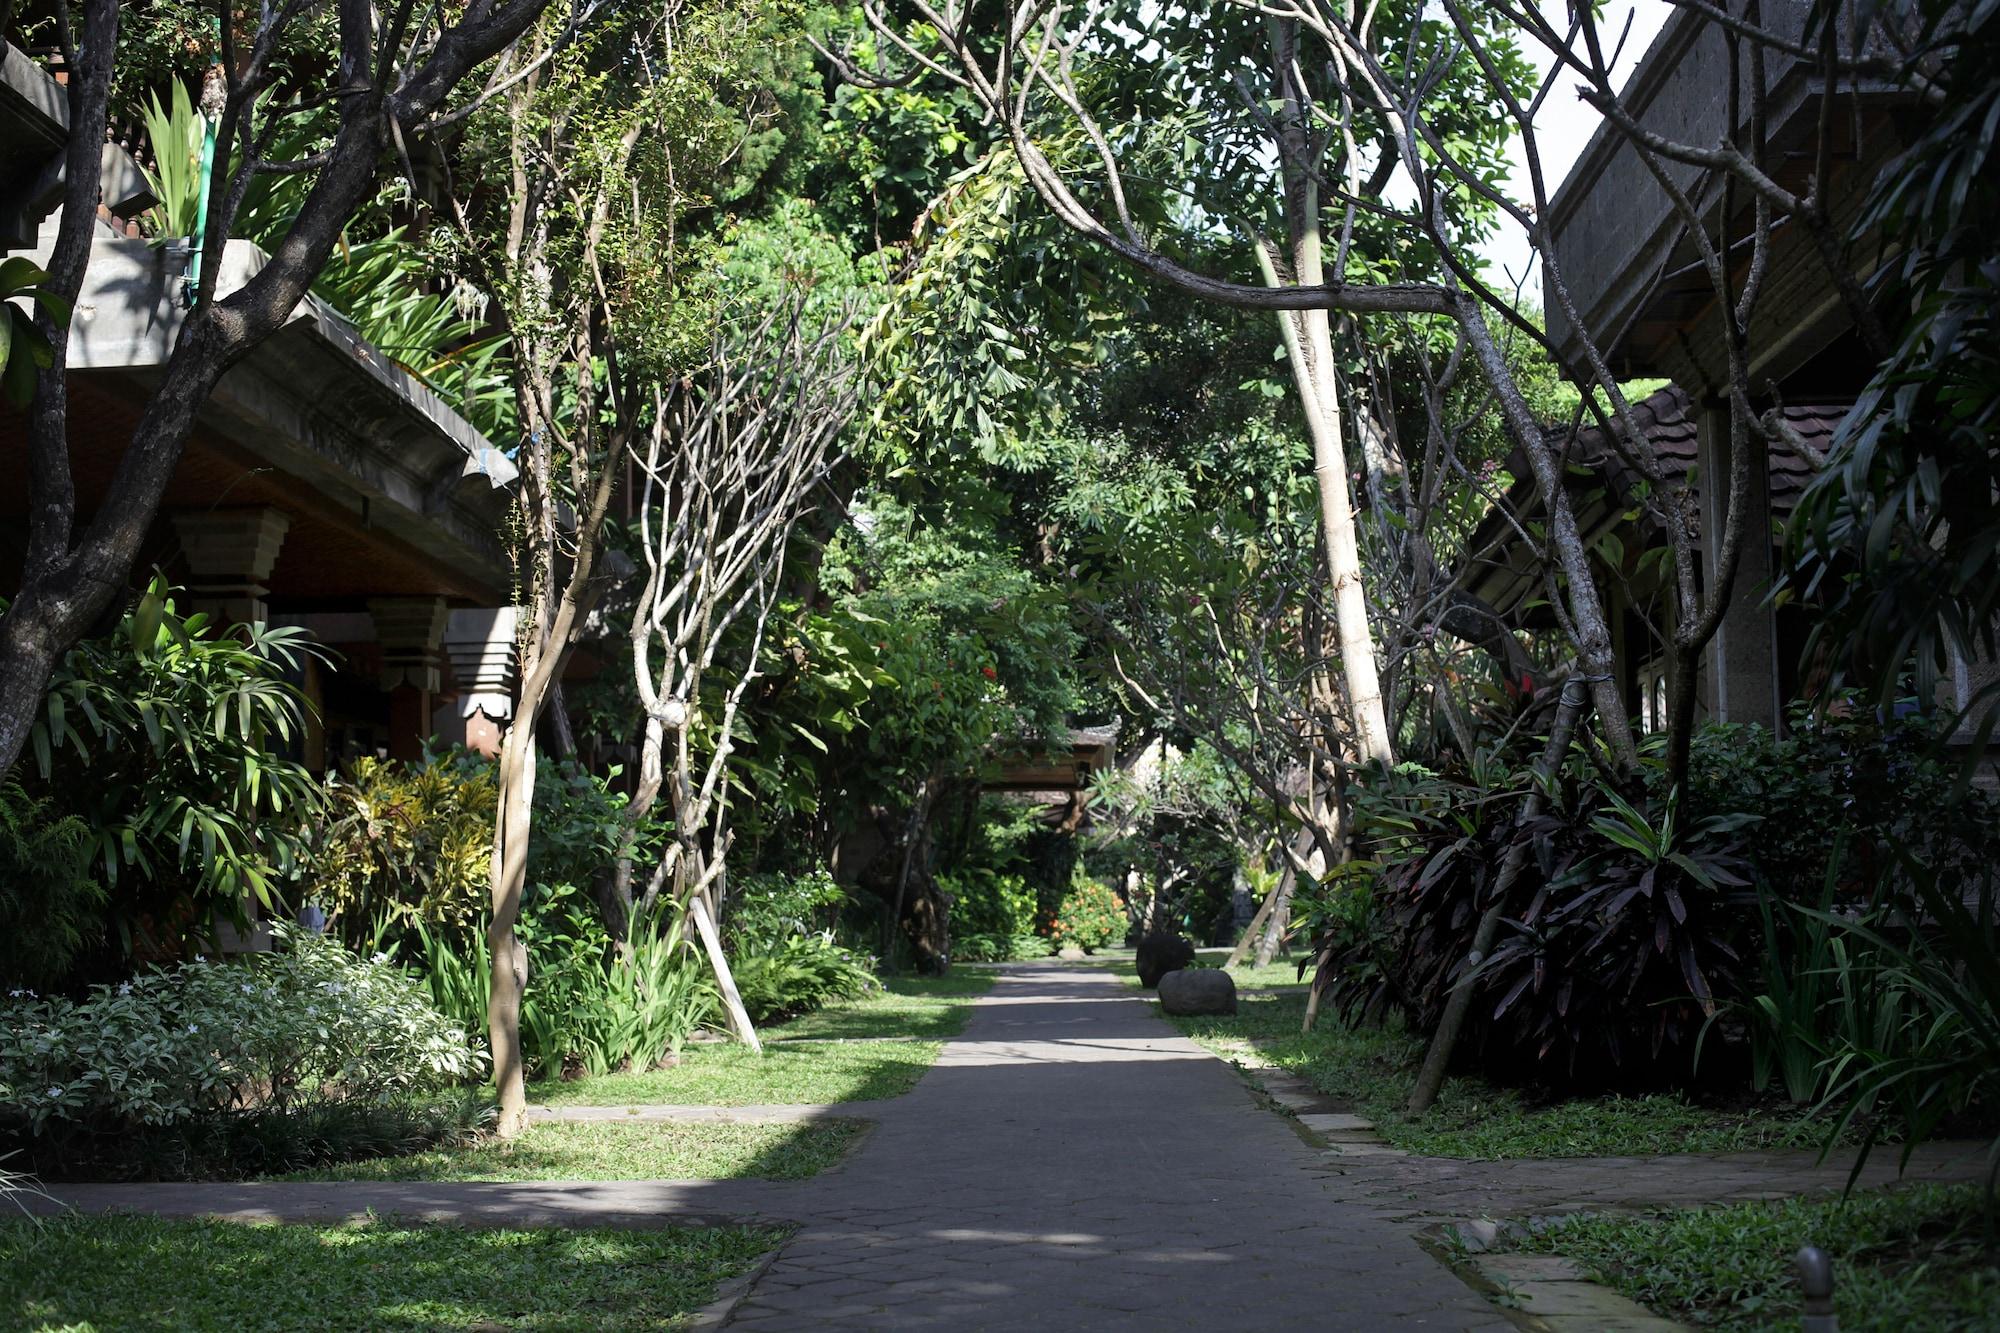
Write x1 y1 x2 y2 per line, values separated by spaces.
940 867 1036 939
0 928 480 1175
956 928 1064 960
0 782 106 990
1325 746 1759 1086
1047 872 1125 953
726 865 851 948
20 578 322 940
953 932 1052 963
730 934 878 1023
312 749 668 950
402 891 715 1081
310 753 496 943
1683 705 2000 904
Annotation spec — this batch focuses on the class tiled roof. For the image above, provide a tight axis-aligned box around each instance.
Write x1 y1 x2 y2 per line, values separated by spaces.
1556 385 1839 524
1460 386 1849 617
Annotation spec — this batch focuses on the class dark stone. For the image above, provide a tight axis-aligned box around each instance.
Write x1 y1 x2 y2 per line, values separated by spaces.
1158 967 1236 1016
1136 932 1197 989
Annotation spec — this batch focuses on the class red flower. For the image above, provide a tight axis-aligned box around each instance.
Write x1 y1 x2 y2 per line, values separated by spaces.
981 666 997 680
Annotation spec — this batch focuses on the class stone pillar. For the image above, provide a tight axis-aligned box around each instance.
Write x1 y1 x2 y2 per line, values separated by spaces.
171 507 290 625
369 596 449 761
1696 404 1779 727
437 607 519 757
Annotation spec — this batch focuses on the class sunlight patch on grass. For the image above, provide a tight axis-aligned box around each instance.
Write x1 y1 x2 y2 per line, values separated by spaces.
770 971 994 1041
533 968 991 1107
276 1117 865 1182
532 1039 944 1107
1 1215 786 1331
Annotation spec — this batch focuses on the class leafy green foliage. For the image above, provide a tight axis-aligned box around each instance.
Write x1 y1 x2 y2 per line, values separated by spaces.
1785 1 2000 732
0 928 480 1174
0 257 70 408
22 579 322 932
403 890 715 1084
730 934 878 1024
725 865 852 947
953 931 1053 962
1814 853 2000 1196
1682 707 2000 906
0 782 106 990
310 755 497 942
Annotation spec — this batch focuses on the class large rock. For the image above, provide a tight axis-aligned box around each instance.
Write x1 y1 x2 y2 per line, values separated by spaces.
1158 967 1236 1016
1136 931 1197 988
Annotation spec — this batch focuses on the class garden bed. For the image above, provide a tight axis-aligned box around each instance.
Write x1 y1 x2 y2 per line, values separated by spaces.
1507 1183 2000 1330
0 1214 788 1331
1170 991 1829 1159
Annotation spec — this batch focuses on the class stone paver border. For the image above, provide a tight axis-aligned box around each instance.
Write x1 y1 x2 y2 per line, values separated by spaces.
1164 995 1989 1332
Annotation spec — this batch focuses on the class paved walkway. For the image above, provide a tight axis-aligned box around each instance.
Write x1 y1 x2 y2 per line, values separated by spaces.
41 964 1511 1330
32 963 1993 1329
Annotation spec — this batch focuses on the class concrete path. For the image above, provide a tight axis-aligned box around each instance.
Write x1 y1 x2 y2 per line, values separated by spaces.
713 963 1508 1330
45 963 1989 1328
40 963 1510 1330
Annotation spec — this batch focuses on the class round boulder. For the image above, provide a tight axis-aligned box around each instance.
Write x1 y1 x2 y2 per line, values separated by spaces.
1158 967 1236 1016
1136 931 1197 988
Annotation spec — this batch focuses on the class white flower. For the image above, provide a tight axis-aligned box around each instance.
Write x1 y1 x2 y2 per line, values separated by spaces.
45 1086 63 1098
117 983 133 996
7 988 28 998
186 1024 200 1034
241 983 255 994
371 952 390 965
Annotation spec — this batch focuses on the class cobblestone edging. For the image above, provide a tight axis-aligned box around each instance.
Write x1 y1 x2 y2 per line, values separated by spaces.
1198 1028 1986 1331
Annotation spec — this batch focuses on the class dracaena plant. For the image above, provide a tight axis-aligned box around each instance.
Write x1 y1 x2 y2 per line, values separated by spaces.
21 577 326 945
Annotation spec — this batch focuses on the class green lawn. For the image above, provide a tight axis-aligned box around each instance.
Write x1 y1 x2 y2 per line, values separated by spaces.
1512 1183 2000 1331
1 1214 787 1331
1171 990 1828 1159
768 971 993 1041
531 971 992 1107
276 1118 865 1182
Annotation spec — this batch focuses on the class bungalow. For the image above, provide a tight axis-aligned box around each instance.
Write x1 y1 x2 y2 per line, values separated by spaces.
2 40 522 765
1462 0 1994 741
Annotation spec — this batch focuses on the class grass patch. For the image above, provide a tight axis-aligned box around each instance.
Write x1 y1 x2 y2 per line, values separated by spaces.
769 971 994 1041
1170 990 1827 1159
1512 1183 2000 1331
533 1039 943 1107
275 1118 865 1183
1 1214 786 1330
532 971 991 1107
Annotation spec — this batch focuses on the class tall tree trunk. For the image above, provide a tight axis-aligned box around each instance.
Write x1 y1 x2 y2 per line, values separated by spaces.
486 722 536 1137
1264 20 1396 770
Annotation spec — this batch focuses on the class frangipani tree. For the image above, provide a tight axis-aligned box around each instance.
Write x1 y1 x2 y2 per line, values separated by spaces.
623 303 859 1048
